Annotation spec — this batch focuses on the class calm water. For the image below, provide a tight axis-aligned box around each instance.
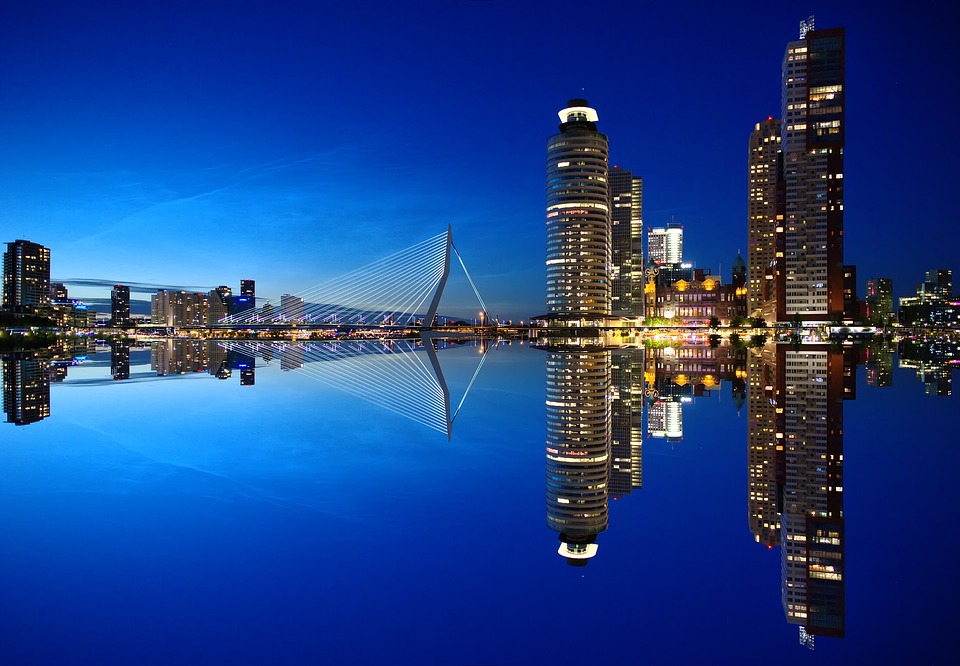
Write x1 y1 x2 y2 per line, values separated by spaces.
0 337 955 664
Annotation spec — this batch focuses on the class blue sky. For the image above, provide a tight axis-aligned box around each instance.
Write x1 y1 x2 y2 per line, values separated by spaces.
2 0 957 321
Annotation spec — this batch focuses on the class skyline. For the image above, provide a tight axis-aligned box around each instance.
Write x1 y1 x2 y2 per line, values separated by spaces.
2 1 958 320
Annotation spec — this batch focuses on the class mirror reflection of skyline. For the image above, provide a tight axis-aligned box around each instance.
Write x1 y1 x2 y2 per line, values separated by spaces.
2 336 494 435
540 336 956 647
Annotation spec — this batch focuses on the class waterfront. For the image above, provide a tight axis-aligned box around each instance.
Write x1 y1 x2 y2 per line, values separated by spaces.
0 339 956 663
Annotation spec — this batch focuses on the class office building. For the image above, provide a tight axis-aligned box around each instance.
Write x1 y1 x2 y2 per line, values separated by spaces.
609 166 643 318
241 279 255 299
3 239 51 313
747 118 783 316
774 20 846 322
545 99 610 320
865 278 894 326
111 285 130 326
648 222 683 266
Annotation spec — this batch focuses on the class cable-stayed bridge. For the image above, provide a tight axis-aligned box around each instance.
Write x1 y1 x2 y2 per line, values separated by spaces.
219 226 488 328
218 333 493 439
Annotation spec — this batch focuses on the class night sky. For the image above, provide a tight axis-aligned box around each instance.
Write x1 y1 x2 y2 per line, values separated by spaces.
2 0 957 321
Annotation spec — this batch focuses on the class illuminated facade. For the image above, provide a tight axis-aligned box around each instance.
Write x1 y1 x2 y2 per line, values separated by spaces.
2 353 51 426
747 118 782 317
111 284 130 326
609 166 643 318
747 347 782 547
778 346 845 639
610 348 644 497
2 239 51 313
647 223 683 266
545 349 610 565
777 22 846 322
545 99 610 319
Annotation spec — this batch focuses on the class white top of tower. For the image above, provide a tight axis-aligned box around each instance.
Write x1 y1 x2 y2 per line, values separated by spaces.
558 104 599 123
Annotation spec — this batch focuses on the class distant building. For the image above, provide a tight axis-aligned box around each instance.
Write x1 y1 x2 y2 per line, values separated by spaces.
2 239 51 313
241 279 255 299
280 294 305 322
648 222 683 266
865 278 893 326
151 290 208 327
111 340 131 381
111 285 130 326
545 98 610 320
899 269 958 328
609 166 643 318
49 282 68 300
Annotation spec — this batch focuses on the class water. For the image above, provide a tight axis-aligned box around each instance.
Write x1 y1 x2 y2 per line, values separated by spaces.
0 337 955 664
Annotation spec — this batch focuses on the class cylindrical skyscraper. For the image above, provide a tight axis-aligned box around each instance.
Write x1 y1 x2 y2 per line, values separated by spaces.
546 99 610 320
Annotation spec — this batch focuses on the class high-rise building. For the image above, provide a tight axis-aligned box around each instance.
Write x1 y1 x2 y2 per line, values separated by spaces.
241 279 255 299
2 239 51 313
775 20 846 322
865 277 893 326
648 222 683 266
545 99 610 320
609 166 643 318
747 117 782 316
111 285 130 326
920 269 952 301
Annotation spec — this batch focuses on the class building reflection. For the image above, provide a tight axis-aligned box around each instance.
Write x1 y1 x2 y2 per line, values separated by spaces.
2 351 52 425
544 347 610 565
899 335 956 396
747 344 851 646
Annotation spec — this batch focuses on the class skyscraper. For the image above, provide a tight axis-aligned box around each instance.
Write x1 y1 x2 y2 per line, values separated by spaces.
609 166 643 318
2 239 51 313
776 20 846 322
545 99 610 320
111 284 130 326
647 222 682 266
747 117 782 317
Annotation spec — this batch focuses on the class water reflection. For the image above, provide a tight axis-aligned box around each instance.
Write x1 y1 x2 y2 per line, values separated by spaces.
2 335 491 435
538 335 957 647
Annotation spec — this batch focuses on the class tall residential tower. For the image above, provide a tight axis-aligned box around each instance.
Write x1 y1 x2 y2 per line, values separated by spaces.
3 240 51 313
777 20 846 322
545 99 610 320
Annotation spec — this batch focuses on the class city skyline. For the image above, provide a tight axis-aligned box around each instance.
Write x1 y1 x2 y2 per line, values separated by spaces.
2 1 957 320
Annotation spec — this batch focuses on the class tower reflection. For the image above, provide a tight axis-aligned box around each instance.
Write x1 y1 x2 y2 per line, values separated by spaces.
748 344 848 645
544 347 610 565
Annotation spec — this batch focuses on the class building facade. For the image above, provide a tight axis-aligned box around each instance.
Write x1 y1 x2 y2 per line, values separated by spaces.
648 222 683 266
111 285 130 326
3 240 51 313
775 22 846 322
747 118 782 317
545 99 610 320
609 166 643 318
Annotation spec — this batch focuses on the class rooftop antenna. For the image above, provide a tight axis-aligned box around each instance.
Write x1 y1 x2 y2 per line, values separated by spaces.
799 15 815 39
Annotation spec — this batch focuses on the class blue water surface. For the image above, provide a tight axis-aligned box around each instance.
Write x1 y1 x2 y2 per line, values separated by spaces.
0 341 955 664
